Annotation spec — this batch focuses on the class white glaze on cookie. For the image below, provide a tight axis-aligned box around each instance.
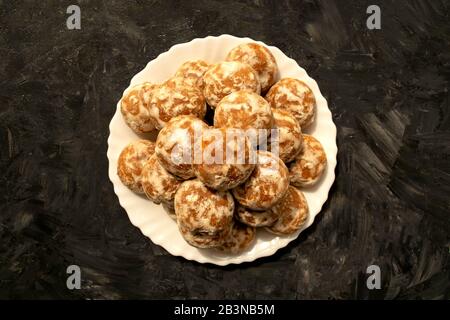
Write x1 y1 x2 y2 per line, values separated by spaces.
166 60 210 90
214 90 273 133
266 186 309 235
235 205 279 227
289 134 327 187
141 154 182 204
155 115 209 179
232 151 289 211
270 108 303 163
193 127 255 190
217 220 256 254
174 179 234 248
226 43 277 92
117 140 155 193
148 83 206 130
120 82 158 134
265 78 316 128
202 61 261 108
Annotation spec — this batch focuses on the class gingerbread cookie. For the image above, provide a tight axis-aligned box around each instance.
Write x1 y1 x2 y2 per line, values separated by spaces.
217 220 256 254
235 205 279 227
175 179 234 248
226 43 277 92
289 134 327 187
120 82 158 134
193 127 255 190
166 60 210 90
232 151 289 211
214 90 273 133
148 82 206 130
266 186 309 235
202 61 260 108
117 140 155 193
141 154 182 205
270 109 303 163
265 78 316 128
155 115 209 180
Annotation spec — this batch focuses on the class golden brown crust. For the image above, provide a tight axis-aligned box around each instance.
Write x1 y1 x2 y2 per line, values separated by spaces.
214 90 273 133
141 154 182 204
174 179 234 248
202 61 261 108
270 109 303 163
155 115 209 179
216 220 256 254
226 43 278 92
166 60 210 91
265 78 316 128
232 151 289 211
235 205 279 227
117 140 155 193
193 128 255 190
266 186 309 235
148 83 206 130
289 134 327 187
120 83 158 134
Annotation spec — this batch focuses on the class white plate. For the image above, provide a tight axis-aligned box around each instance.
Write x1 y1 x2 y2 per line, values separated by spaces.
107 35 337 266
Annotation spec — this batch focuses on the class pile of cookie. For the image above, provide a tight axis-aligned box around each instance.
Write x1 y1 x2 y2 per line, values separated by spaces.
117 43 327 254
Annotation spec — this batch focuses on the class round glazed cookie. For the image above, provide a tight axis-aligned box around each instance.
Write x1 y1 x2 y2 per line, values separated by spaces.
226 43 278 92
214 90 273 134
193 127 255 191
217 220 256 254
120 82 158 134
165 60 210 90
202 61 261 108
148 83 206 130
235 205 279 227
289 134 327 187
117 140 155 193
155 115 209 180
164 76 197 92
265 78 316 128
266 186 309 235
270 109 303 163
232 151 289 211
141 154 182 205
174 179 234 248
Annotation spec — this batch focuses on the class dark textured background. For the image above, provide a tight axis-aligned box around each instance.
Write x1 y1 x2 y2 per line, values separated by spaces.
0 0 449 299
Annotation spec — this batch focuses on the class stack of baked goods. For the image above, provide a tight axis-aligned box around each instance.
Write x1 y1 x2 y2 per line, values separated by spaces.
117 43 327 254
